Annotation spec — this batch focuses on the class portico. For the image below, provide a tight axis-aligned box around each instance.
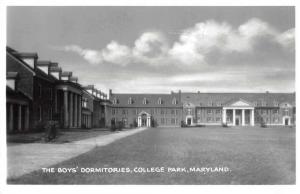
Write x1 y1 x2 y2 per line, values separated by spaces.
222 99 255 126
56 84 82 129
137 111 151 127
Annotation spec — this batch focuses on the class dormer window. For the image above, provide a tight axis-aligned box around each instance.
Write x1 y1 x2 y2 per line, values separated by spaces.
261 101 266 107
208 101 213 106
128 97 133 104
172 98 177 105
273 101 279 107
113 98 118 105
143 98 147 105
158 97 162 105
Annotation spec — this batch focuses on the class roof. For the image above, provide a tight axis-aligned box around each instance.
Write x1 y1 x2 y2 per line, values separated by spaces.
7 72 19 79
110 93 182 108
181 93 295 107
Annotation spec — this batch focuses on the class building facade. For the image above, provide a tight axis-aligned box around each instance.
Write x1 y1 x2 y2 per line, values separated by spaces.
6 47 108 133
106 90 183 127
108 91 295 127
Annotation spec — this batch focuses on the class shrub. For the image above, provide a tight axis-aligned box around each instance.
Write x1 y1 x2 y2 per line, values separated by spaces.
151 119 158 128
222 123 228 128
181 121 187 128
260 121 267 128
133 120 138 128
44 120 59 142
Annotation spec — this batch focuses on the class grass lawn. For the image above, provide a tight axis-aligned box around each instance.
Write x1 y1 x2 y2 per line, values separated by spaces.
8 126 295 184
7 128 111 145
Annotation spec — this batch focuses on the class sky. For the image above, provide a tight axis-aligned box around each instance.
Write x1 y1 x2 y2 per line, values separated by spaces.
7 6 295 94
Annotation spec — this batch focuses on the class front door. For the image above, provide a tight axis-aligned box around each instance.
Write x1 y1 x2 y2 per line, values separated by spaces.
187 118 191 126
235 118 240 126
285 118 289 126
141 114 147 126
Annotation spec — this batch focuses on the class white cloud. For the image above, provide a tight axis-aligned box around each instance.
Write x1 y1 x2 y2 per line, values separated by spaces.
60 18 294 67
102 41 132 66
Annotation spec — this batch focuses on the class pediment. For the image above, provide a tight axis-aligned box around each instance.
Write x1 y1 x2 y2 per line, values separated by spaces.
229 99 253 107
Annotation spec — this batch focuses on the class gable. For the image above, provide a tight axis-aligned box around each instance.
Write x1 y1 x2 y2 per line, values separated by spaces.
229 99 252 107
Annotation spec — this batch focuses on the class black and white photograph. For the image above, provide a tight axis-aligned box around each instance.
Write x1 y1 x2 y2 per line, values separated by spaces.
2 3 296 188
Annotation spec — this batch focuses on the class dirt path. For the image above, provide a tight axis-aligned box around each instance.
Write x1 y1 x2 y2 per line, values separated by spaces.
7 127 148 179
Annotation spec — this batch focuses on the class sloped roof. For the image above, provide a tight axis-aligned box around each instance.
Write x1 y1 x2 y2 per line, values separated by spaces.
110 93 182 108
181 93 295 107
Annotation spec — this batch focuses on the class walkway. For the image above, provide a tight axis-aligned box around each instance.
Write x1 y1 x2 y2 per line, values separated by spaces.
7 127 148 179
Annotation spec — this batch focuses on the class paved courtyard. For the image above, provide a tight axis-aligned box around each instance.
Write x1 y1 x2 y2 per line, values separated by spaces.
8 126 295 184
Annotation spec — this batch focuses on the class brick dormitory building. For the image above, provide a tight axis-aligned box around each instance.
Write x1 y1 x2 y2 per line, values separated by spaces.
6 46 296 133
6 47 108 133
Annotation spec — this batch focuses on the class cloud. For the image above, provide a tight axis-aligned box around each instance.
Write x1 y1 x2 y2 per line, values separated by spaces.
102 41 132 66
58 18 294 69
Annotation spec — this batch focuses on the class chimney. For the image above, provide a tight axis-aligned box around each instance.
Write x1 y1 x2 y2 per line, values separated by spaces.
49 65 62 80
109 89 112 98
36 60 51 75
69 76 78 83
60 71 72 81
14 52 38 69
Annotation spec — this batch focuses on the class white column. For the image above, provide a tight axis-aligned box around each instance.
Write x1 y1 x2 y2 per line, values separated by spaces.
242 109 245 126
18 105 22 131
138 116 141 127
74 94 78 128
147 117 151 127
69 92 73 127
78 95 82 128
63 90 69 128
251 109 255 126
25 106 29 131
222 109 227 124
233 109 236 126
9 104 14 132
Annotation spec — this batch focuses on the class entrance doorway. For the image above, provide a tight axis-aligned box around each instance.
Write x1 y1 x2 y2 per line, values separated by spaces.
235 118 240 126
141 113 147 126
285 118 289 126
187 118 192 126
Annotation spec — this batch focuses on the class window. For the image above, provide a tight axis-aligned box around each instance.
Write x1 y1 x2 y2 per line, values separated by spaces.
262 110 267 114
113 98 118 104
161 118 165 124
284 109 289 116
197 109 201 115
207 117 212 122
216 117 221 122
171 118 175 124
273 101 279 107
171 109 175 115
39 106 42 121
208 101 213 106
207 109 212 114
122 109 126 115
175 109 179 115
112 109 116 115
273 118 279 123
172 98 177 105
158 97 162 105
151 109 154 115
122 118 127 126
161 109 164 115
261 101 266 107
216 102 221 106
187 108 192 115
128 97 133 104
273 109 279 114
38 84 42 98
216 109 221 114
132 109 136 115
143 98 147 104
49 88 52 100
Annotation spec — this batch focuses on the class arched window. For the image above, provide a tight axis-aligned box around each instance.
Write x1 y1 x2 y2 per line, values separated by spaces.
143 97 147 104
158 97 162 105
172 98 177 105
113 98 118 104
128 97 133 104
